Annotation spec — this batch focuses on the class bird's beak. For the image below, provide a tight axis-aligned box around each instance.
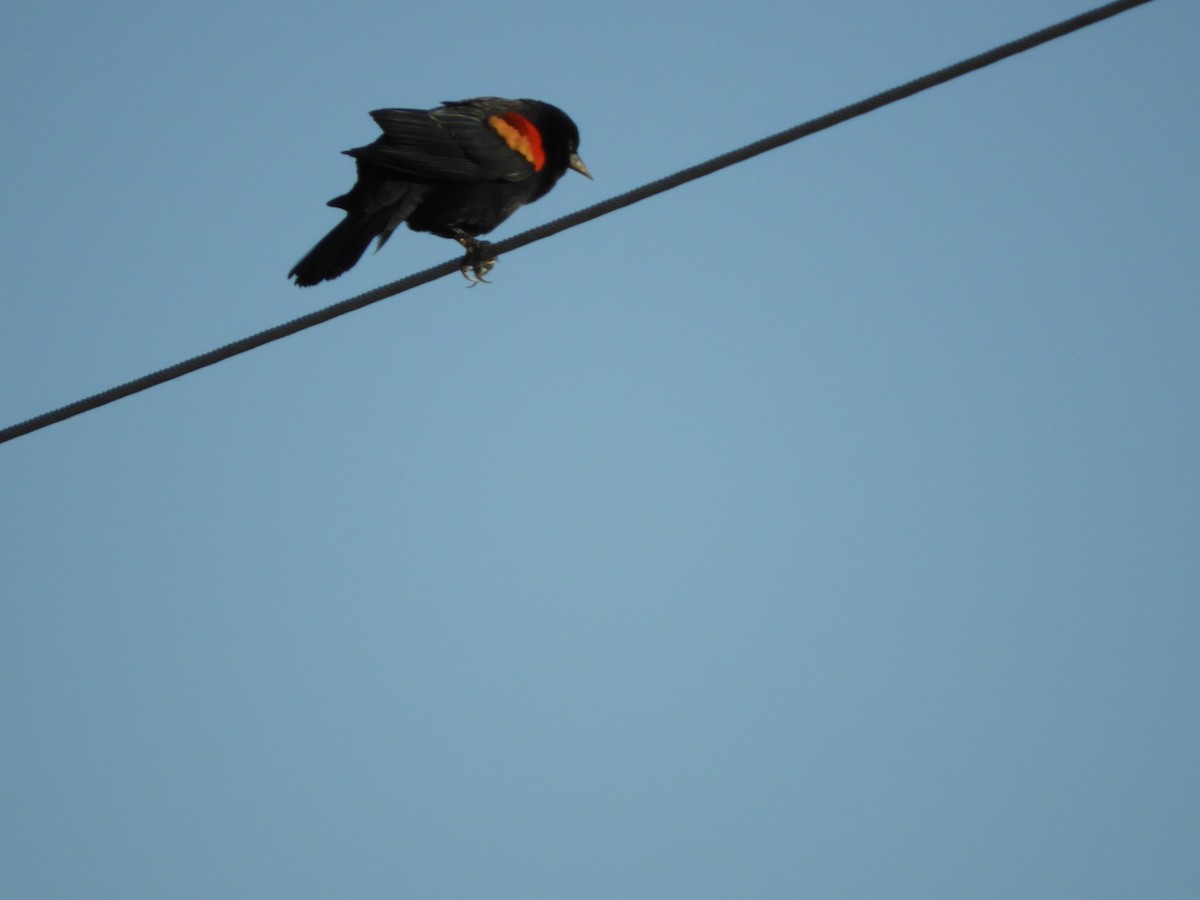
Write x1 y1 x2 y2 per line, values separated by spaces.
569 153 592 180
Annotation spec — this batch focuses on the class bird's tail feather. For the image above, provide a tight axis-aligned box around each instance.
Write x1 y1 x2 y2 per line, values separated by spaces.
289 179 422 287
288 210 392 287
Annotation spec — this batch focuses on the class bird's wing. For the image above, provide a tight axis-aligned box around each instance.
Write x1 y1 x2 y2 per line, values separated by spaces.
345 106 535 183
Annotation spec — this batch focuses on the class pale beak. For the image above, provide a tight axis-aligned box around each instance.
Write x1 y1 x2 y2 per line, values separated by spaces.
568 152 593 180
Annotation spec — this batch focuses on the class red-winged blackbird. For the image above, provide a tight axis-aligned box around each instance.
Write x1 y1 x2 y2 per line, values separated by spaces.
289 97 590 286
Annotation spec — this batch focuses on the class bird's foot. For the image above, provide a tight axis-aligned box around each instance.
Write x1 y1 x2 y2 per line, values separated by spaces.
453 231 497 285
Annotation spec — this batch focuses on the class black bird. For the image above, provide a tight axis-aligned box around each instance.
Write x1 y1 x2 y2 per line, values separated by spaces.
289 97 590 286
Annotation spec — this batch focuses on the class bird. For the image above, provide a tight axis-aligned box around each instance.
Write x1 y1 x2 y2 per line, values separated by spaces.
288 97 590 286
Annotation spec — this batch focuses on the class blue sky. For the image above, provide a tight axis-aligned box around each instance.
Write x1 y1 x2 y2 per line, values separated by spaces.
2 1 1197 896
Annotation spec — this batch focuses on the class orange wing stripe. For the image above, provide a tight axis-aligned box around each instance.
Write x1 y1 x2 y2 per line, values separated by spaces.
487 112 546 171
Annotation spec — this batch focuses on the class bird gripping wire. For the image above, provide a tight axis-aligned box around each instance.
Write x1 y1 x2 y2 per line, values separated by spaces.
0 0 1158 447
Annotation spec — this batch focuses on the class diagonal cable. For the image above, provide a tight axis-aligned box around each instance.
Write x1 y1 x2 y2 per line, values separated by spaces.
0 0 1156 446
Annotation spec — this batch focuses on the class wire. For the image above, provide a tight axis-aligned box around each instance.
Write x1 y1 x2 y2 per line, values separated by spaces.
0 0 1156 447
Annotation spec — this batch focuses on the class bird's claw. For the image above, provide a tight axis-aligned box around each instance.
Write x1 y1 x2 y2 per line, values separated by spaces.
454 232 497 285
460 253 495 285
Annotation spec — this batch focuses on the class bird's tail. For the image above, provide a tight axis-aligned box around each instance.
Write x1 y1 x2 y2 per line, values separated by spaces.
288 211 389 287
289 178 422 287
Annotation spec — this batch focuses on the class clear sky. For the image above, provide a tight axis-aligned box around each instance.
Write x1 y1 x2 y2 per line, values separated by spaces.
2 1 1197 896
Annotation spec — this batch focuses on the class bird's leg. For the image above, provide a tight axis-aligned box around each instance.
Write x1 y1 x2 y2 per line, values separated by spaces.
451 228 497 285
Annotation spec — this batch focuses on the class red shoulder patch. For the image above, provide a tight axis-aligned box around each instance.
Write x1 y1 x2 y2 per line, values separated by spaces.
487 112 546 171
